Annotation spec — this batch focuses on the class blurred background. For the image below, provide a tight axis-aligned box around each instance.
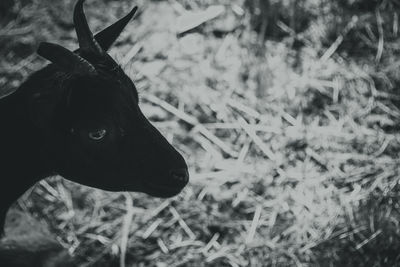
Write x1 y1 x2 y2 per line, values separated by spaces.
1 0 400 266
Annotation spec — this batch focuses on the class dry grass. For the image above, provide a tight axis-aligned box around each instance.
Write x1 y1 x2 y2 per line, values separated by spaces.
1 0 400 266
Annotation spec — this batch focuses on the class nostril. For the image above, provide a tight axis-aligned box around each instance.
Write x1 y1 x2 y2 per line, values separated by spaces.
170 168 189 183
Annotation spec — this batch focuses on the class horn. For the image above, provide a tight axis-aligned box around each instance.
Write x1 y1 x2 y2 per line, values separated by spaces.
37 42 97 74
73 0 103 55
94 6 138 51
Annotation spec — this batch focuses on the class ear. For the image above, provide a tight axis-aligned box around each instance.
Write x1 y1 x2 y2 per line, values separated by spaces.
37 42 96 74
93 6 138 51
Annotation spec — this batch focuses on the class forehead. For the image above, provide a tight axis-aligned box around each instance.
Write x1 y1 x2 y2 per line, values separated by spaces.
65 74 139 128
69 74 120 99
66 76 121 114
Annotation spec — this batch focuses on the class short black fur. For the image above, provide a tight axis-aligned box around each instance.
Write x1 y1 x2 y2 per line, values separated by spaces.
0 0 189 237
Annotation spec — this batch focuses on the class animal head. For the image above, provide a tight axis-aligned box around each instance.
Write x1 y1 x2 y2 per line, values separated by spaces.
31 0 188 197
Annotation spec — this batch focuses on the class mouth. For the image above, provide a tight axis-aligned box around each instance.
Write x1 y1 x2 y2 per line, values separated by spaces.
141 179 186 198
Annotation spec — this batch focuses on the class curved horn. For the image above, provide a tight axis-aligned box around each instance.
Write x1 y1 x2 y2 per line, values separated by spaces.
94 6 138 51
73 0 103 55
37 42 97 75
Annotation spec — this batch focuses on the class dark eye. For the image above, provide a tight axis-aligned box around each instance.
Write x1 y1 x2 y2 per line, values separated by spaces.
88 129 107 141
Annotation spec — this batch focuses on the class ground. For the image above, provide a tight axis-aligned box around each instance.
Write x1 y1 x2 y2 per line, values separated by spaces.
1 0 400 266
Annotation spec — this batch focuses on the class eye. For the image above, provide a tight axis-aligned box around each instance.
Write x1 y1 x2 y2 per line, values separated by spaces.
88 129 107 141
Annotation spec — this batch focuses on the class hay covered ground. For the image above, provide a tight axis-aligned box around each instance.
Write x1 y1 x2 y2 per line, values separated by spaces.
1 0 400 266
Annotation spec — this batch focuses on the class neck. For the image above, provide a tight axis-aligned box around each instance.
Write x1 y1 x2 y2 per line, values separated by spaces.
0 91 50 235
